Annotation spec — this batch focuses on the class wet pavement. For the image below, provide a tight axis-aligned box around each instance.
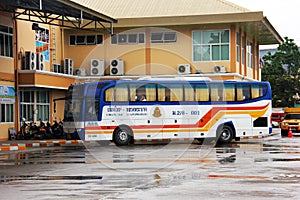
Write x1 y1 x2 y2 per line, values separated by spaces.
0 128 299 200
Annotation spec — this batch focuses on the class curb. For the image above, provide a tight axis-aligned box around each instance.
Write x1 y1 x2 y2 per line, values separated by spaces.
0 140 83 151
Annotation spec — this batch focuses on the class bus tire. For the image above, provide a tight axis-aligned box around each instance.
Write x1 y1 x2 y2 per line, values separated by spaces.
113 126 133 146
217 125 234 144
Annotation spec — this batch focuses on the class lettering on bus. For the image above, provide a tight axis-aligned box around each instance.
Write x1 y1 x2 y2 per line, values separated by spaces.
172 110 186 116
126 107 148 116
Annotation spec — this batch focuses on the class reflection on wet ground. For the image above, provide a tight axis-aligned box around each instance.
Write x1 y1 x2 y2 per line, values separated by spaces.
0 131 299 199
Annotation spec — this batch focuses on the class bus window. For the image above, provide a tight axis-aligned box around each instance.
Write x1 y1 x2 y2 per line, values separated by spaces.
195 84 209 101
251 85 260 99
129 84 156 101
85 99 99 120
210 84 223 101
145 84 156 101
169 84 183 101
105 87 114 102
158 85 166 101
224 84 235 101
236 84 251 101
115 84 128 101
184 84 194 101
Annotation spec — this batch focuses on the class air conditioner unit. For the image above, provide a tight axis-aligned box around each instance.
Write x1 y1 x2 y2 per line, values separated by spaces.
214 66 226 73
24 51 37 70
37 53 45 70
110 59 124 76
64 58 73 75
178 64 191 74
91 59 105 76
75 68 87 76
53 64 63 73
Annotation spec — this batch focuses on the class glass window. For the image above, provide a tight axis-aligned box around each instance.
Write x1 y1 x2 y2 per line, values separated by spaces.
0 104 14 122
0 24 13 58
128 34 138 43
69 34 103 45
236 32 240 62
247 41 253 68
115 84 128 102
118 34 127 44
20 90 49 121
111 33 145 45
192 30 230 61
151 32 177 43
86 35 96 45
76 35 85 44
195 84 209 101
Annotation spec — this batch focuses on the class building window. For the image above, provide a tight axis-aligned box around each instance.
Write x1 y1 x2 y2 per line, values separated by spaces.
0 24 13 58
0 104 14 123
236 32 240 62
111 33 145 45
241 36 245 64
20 90 50 121
69 34 103 45
192 30 230 61
247 41 253 68
150 32 177 43
35 28 49 61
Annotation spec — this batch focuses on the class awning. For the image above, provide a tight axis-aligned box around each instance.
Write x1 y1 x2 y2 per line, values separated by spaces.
0 0 117 34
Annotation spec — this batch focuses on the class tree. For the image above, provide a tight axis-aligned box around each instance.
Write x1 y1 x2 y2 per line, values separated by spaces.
262 37 300 107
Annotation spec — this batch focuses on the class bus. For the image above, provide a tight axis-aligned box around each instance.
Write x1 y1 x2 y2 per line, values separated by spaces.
56 78 272 146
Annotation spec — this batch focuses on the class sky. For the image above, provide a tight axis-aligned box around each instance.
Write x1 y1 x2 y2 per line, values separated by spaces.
228 0 300 48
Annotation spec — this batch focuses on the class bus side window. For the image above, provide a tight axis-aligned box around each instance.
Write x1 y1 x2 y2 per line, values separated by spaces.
105 87 114 102
237 84 251 101
210 84 220 101
224 84 235 101
169 84 183 102
145 84 156 101
129 84 137 101
184 84 194 101
158 85 166 101
115 84 129 101
236 85 243 101
251 85 260 99
195 84 209 101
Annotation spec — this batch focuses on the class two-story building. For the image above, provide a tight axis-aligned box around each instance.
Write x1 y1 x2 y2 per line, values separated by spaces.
0 0 282 140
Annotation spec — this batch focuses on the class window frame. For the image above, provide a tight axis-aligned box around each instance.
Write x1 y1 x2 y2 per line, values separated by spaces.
192 29 230 62
0 24 14 58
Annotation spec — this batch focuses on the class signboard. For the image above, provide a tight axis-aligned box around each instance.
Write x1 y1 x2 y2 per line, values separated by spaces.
0 86 15 104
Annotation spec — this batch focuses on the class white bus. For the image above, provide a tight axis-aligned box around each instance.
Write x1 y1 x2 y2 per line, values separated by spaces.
58 78 272 146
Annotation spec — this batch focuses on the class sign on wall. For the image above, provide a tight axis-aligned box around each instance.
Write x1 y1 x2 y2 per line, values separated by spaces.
35 28 50 61
0 86 15 104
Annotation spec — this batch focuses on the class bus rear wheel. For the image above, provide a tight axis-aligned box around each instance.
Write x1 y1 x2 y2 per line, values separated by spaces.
113 126 133 146
217 125 234 144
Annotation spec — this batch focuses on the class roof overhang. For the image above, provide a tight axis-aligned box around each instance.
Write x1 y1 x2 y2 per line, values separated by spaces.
0 0 117 34
113 11 283 45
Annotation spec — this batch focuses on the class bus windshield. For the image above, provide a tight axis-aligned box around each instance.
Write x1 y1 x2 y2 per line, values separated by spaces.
64 98 83 121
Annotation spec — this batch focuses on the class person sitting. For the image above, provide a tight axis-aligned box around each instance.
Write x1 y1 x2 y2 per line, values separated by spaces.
139 95 147 101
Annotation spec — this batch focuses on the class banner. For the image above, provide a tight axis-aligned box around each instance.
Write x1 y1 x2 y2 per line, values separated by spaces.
0 86 15 104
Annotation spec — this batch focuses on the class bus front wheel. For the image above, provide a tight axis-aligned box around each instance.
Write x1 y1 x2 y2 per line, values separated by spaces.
113 126 133 146
217 125 234 144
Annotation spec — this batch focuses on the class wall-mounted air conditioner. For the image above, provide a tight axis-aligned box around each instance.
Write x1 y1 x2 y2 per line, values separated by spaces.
64 58 73 75
52 64 63 73
24 51 37 70
214 66 226 73
37 53 45 70
75 68 87 76
110 59 124 76
90 59 105 76
178 64 191 74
